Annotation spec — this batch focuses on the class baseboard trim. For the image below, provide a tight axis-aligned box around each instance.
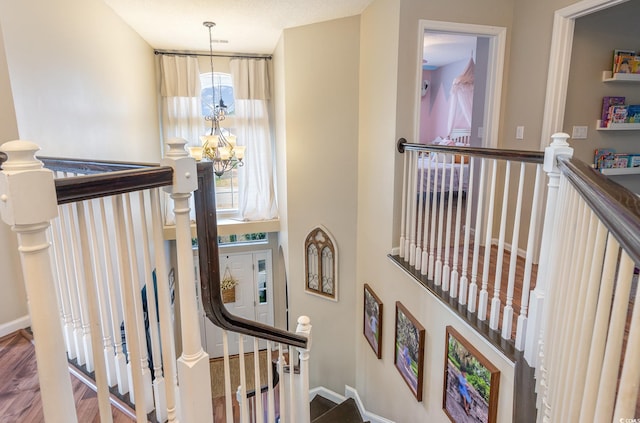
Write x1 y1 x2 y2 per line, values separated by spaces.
0 315 30 338
310 385 395 423
345 385 396 423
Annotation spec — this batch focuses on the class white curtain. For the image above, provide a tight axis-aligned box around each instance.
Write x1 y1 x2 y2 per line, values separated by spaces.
230 58 278 221
447 57 475 136
160 55 202 147
159 55 201 224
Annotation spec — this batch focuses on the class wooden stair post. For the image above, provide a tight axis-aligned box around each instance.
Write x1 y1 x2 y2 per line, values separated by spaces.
0 140 78 423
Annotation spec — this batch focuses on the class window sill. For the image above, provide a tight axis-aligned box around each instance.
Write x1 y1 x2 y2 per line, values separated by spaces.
163 218 280 240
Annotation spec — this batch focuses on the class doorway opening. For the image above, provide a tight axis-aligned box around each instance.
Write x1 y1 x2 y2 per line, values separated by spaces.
415 20 506 149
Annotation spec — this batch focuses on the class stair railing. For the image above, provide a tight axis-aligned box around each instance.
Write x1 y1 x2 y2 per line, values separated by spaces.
395 136 545 351
194 159 311 423
1 138 213 422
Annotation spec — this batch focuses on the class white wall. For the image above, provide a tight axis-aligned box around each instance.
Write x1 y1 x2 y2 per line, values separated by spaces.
0 0 159 330
277 16 360 394
0 22 28 332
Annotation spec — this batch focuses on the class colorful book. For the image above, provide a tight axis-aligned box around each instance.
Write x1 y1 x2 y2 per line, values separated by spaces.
609 105 629 125
626 105 640 123
594 148 616 169
601 96 625 127
613 49 636 74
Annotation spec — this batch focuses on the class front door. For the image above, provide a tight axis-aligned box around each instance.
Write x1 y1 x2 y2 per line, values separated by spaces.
201 250 274 357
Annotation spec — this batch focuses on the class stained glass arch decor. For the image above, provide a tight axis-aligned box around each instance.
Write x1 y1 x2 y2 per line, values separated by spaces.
304 226 338 301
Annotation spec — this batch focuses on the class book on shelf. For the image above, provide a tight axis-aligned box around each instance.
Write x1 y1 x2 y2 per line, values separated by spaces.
601 96 625 127
594 148 616 169
610 105 629 124
626 105 640 123
613 49 636 74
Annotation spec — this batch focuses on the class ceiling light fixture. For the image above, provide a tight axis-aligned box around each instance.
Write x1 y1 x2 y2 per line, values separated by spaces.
200 21 245 177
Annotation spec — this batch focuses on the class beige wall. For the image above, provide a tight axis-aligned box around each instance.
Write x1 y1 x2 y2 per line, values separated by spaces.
564 0 640 164
0 0 159 330
0 0 160 162
277 16 360 393
0 23 28 330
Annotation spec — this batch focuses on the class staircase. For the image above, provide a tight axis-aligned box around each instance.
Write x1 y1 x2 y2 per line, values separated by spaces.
310 395 368 423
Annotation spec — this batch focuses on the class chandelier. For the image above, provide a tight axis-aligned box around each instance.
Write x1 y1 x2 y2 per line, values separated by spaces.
200 21 245 177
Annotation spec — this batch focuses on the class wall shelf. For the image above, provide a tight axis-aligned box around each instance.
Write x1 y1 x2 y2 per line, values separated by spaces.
602 71 640 82
600 167 640 175
596 120 640 130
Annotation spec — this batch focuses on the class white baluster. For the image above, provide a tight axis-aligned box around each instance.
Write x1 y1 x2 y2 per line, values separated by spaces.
478 159 497 321
442 154 456 292
578 232 618 421
489 160 511 330
113 194 148 423
76 201 113 423
415 152 425 272
50 217 76 359
288 345 296 422
138 191 167 421
149 189 180 423
0 140 78 423
123 192 154 412
267 342 275 423
428 153 439 279
59 204 86 366
408 151 417 266
67 204 94 371
468 158 485 312
253 338 264 423
223 330 233 423
435 153 447 285
162 138 213 422
524 132 573 366
459 156 475 305
450 155 465 299
515 164 543 350
86 200 117 387
421 152 433 274
399 150 408 259
502 162 525 339
238 335 249 423
278 344 287 423
100 197 129 395
296 316 312 423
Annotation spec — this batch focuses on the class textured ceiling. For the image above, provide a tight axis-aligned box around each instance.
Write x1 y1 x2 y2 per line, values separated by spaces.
103 0 375 54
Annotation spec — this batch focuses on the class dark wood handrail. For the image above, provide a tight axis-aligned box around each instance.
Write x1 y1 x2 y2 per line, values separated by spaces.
53 167 174 205
558 156 640 264
194 161 308 349
397 138 545 164
40 156 174 205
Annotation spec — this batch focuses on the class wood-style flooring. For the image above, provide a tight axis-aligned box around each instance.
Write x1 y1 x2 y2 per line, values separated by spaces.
0 330 135 423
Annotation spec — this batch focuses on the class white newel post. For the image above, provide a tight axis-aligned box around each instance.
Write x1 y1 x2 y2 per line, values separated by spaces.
161 138 213 422
0 141 78 423
295 316 312 423
524 132 573 366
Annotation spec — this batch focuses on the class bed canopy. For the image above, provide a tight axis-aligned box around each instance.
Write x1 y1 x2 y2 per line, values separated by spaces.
447 57 475 136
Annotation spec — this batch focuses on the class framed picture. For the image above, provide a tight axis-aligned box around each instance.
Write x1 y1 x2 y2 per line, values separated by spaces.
443 326 500 423
394 302 425 401
363 284 383 358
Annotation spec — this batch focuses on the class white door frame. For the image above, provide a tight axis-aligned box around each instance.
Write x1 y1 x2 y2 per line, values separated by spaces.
539 0 629 149
414 20 507 148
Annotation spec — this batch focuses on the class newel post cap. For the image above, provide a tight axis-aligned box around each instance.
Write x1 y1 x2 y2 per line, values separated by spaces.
161 137 198 194
543 132 574 174
0 140 57 226
296 315 312 349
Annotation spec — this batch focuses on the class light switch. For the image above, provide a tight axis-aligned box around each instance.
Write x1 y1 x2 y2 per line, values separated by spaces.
572 126 588 139
516 126 524 140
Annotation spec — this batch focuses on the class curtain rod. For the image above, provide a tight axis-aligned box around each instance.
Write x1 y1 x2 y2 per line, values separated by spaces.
154 50 272 60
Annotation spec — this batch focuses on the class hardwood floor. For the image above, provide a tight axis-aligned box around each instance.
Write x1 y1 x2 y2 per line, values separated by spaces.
0 330 135 423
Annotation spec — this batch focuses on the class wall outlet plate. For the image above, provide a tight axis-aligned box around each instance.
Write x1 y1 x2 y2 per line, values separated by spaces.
572 126 588 139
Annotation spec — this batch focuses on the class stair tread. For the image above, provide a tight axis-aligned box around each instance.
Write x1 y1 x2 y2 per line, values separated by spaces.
310 395 339 420
312 397 364 423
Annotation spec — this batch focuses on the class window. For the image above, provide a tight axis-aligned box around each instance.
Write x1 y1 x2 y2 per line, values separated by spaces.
218 232 268 246
200 71 239 212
